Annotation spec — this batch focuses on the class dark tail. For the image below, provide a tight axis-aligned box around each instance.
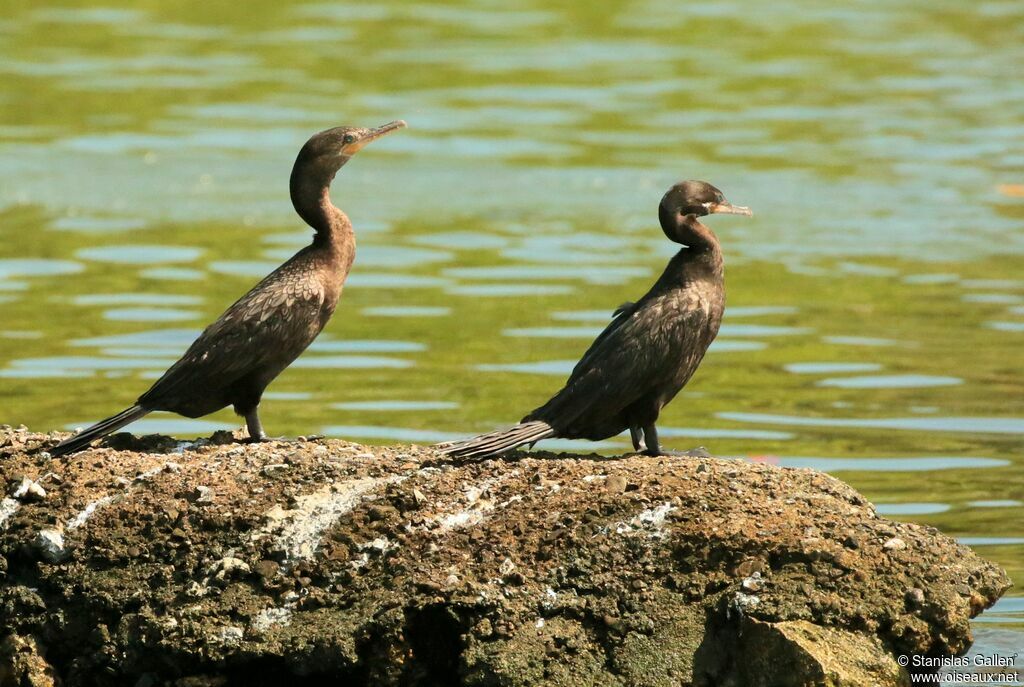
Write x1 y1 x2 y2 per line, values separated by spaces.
435 420 555 460
50 405 150 457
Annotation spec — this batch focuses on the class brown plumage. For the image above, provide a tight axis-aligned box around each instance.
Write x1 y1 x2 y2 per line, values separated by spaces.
51 121 406 456
437 180 751 459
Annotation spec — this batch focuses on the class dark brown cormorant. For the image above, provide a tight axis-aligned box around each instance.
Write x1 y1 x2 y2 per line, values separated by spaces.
437 180 750 459
51 121 406 457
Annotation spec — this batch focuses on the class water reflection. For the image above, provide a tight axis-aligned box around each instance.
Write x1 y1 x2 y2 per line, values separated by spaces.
262 245 452 267
958 538 1024 547
445 265 650 284
658 427 792 441
719 324 810 337
446 284 574 297
140 267 205 281
309 340 425 353
962 293 1022 304
51 216 147 232
103 307 200 322
503 326 600 338
747 456 1010 471
988 321 1024 332
331 400 458 411
724 412 1024 435
903 273 959 285
72 294 202 306
969 500 1023 508
412 231 509 250
348 273 452 289
785 362 883 374
726 306 798 317
476 360 576 376
73 329 199 348
822 336 906 347
322 425 464 443
875 503 951 516
263 391 313 401
10 356 176 372
291 356 413 369
0 258 83 278
63 417 234 435
816 374 963 389
76 245 203 264
362 306 451 317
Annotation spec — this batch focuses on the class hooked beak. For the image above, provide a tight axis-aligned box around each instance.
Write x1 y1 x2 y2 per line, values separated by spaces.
344 120 407 154
704 200 752 217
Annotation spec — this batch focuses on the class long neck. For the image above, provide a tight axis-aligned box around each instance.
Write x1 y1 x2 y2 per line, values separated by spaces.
289 162 354 253
659 209 724 275
678 214 719 250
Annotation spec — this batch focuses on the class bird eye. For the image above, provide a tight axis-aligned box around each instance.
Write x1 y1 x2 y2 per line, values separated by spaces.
342 134 356 145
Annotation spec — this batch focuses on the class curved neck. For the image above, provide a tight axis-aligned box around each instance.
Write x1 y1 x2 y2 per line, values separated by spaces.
289 161 353 248
660 208 720 250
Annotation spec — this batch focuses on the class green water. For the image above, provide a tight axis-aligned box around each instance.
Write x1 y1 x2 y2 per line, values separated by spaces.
1 0 1022 656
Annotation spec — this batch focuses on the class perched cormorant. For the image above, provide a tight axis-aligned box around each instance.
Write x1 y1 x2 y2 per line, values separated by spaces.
51 121 407 457
437 180 750 459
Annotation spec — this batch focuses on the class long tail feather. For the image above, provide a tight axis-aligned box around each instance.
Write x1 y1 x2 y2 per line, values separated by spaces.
50 405 150 457
436 420 555 459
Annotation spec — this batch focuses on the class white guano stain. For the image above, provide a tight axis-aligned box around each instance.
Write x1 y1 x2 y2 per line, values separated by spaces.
67 495 115 530
0 497 19 530
251 606 294 632
254 475 404 563
424 472 521 534
614 501 675 538
64 461 180 532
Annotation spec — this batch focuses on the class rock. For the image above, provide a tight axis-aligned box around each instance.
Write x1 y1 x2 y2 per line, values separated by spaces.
188 485 215 504
0 634 58 687
212 556 251 583
11 477 46 502
32 529 66 563
884 537 907 551
0 427 1010 686
741 571 765 592
905 587 925 608
254 559 279 581
694 617 906 686
604 474 628 494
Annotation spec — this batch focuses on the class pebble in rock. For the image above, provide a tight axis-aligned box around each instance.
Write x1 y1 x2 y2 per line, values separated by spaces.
741 572 765 592
605 475 628 494
11 477 46 502
34 529 66 563
883 537 907 551
189 486 214 504
214 557 251 583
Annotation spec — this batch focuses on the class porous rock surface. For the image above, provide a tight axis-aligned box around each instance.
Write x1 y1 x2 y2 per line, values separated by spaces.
0 426 1010 686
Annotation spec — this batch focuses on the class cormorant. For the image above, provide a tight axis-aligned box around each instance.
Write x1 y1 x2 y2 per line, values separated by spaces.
437 180 750 459
51 121 407 457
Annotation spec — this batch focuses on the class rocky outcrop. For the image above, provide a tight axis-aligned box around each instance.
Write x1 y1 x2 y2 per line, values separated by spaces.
0 426 1011 686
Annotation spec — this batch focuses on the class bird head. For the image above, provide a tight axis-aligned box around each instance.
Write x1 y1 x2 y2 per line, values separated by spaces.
660 180 752 219
296 120 407 174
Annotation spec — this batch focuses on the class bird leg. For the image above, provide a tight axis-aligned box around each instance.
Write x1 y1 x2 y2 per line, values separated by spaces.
640 423 661 456
244 408 267 442
641 422 710 457
629 425 646 452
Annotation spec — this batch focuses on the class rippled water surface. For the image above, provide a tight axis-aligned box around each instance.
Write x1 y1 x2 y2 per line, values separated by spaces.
1 0 1022 663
